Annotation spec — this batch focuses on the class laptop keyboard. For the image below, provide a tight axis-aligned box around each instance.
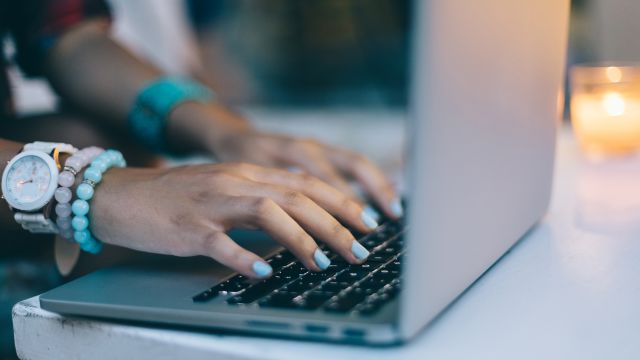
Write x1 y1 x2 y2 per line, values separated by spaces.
193 219 405 316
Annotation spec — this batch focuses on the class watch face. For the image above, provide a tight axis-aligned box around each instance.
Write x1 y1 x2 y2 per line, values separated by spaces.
1 151 59 211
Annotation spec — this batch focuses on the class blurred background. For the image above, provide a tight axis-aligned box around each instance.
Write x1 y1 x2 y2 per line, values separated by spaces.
5 0 640 115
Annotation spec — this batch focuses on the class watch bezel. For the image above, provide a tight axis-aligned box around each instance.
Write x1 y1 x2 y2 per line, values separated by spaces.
1 150 60 212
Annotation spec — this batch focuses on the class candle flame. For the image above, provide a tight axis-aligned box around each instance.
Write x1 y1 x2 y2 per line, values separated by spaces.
602 92 625 117
606 66 623 83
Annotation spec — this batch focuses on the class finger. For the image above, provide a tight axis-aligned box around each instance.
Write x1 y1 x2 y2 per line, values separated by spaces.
327 147 402 218
226 196 329 272
288 148 357 200
244 167 379 233
200 231 273 279
247 183 370 264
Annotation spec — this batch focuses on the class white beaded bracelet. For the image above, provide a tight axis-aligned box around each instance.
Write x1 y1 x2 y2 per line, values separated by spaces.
54 147 105 242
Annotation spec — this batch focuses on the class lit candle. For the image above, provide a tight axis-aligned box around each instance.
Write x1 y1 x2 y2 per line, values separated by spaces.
570 64 640 154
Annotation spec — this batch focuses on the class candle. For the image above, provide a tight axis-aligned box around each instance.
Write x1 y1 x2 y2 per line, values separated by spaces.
570 64 640 155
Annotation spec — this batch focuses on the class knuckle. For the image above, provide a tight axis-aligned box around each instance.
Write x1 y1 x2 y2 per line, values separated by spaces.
340 196 358 214
330 221 348 239
251 197 276 221
298 173 316 186
282 190 304 207
200 232 221 253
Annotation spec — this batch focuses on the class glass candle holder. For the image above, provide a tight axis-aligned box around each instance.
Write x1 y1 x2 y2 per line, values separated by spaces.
570 63 640 155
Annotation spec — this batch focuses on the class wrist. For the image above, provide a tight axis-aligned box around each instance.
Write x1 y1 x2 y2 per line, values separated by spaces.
89 166 159 245
166 101 254 157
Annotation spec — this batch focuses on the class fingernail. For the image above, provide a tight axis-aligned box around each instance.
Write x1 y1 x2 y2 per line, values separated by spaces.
390 197 404 218
361 208 380 230
252 261 273 278
351 240 370 261
313 249 331 270
363 205 381 222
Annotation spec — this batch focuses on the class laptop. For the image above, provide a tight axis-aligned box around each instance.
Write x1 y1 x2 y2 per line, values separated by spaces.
39 0 570 344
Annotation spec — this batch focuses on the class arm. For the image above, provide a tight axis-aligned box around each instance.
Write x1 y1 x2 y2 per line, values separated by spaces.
0 139 25 230
46 19 401 217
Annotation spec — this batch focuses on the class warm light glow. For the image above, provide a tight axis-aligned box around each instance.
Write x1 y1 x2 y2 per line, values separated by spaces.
571 64 640 155
602 92 625 116
606 66 623 83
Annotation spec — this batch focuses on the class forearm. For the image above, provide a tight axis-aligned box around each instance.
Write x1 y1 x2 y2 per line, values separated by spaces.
46 20 160 127
46 20 253 155
0 139 25 230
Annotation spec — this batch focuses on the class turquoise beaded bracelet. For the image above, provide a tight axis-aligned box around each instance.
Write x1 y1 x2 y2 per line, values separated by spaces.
129 77 214 152
71 149 126 254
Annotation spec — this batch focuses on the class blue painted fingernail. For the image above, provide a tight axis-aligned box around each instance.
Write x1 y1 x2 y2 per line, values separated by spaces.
351 240 370 261
361 208 380 230
390 198 404 218
252 261 273 278
313 249 331 270
363 206 381 222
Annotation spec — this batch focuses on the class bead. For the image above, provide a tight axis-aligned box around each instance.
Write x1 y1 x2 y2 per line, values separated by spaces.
82 239 102 254
65 156 83 171
58 171 75 187
72 216 89 231
54 187 72 204
56 217 72 230
92 160 108 173
74 230 91 245
60 229 74 240
71 199 90 216
84 166 103 183
74 153 89 165
77 183 94 200
55 203 72 218
87 147 104 157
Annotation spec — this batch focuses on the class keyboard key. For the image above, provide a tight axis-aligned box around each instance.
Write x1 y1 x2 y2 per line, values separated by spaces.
192 289 217 302
318 281 347 294
259 291 298 308
267 252 295 271
301 291 334 309
229 276 289 304
334 268 368 283
324 288 367 313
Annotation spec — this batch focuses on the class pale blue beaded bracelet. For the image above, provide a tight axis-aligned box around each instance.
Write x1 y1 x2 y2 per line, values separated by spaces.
71 149 126 254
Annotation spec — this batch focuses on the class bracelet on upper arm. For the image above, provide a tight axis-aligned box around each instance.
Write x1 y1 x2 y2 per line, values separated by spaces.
71 149 126 254
128 77 215 152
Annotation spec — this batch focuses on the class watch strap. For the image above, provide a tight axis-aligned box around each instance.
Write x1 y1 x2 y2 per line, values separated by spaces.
14 212 58 234
24 141 78 155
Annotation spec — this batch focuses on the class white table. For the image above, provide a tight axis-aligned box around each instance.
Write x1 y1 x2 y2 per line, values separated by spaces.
12 114 640 360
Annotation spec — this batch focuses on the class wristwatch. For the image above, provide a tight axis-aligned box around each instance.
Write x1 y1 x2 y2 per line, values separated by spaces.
1 142 78 233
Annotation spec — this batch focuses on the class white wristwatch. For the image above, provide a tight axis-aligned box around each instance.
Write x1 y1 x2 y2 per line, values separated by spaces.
1 141 78 233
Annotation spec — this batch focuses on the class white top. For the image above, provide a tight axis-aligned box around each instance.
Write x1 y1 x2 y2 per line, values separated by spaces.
11 117 640 360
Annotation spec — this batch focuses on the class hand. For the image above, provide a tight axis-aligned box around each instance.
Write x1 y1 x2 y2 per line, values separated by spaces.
90 163 378 279
168 102 403 219
214 131 403 219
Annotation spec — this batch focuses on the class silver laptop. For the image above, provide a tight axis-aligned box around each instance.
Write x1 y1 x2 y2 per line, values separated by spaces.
40 0 569 344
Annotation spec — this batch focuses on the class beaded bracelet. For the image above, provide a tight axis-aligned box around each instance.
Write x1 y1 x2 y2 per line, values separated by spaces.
54 147 105 242
71 149 126 254
129 77 214 152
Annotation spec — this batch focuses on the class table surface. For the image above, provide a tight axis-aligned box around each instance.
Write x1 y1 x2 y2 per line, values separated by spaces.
12 111 640 360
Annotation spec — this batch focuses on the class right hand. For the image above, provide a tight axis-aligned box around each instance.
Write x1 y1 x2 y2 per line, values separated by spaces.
89 162 378 279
